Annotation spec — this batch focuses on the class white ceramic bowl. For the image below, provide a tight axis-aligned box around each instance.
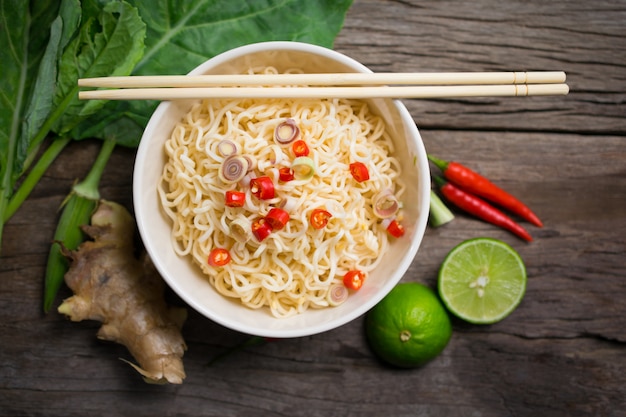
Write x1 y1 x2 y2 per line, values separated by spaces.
133 41 430 338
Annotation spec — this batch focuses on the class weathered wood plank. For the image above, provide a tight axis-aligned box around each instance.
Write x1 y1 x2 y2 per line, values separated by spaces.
336 0 626 134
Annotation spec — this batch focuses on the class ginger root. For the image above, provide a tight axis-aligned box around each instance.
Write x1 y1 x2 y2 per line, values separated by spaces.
58 200 187 384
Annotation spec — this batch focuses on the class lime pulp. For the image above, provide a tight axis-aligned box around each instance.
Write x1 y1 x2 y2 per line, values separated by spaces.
438 238 527 324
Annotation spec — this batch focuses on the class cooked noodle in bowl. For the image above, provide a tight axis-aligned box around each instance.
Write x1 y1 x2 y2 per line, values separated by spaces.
158 78 405 317
134 42 430 337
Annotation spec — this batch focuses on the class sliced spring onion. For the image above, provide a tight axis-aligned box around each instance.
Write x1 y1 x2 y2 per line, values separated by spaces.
243 155 257 172
230 216 252 243
372 189 399 218
327 284 349 306
274 118 300 144
429 190 455 227
279 197 297 212
219 155 248 184
291 157 315 181
217 139 239 156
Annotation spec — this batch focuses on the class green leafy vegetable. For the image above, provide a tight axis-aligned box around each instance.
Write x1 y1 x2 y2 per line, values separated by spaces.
0 0 146 249
0 0 353 254
20 0 81 172
73 0 355 148
0 0 61 245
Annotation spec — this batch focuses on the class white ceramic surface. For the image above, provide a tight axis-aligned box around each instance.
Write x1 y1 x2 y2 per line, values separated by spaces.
133 41 430 338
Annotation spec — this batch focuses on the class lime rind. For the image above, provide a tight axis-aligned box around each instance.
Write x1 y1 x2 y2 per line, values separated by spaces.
365 283 452 368
438 238 527 324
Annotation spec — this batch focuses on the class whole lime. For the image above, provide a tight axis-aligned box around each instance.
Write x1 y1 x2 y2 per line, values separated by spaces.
365 282 452 368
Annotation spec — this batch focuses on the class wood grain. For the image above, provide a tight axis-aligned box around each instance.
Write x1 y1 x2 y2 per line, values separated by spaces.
1 0 624 416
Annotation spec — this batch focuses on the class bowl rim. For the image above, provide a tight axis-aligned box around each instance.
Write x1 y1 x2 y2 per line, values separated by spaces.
133 41 431 337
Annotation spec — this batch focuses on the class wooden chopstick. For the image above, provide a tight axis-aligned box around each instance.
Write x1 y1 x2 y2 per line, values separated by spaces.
77 71 568 101
78 71 566 88
78 83 569 101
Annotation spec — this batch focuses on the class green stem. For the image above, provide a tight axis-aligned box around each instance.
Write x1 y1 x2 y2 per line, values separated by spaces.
0 85 79 252
73 138 116 199
427 154 449 172
429 189 455 227
4 137 72 223
43 139 116 313
24 85 79 169
0 9 31 253
433 175 447 187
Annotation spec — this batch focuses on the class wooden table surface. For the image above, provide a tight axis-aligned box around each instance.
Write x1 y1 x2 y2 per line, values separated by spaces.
1 1 625 416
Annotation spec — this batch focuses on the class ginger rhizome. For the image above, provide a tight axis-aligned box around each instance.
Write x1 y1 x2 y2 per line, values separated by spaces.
58 200 187 384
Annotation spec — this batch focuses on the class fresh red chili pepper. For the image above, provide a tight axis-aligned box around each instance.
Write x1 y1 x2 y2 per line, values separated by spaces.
265 207 290 230
250 176 275 200
343 270 366 290
208 248 231 267
224 190 245 207
278 167 295 182
251 218 273 242
434 176 533 242
428 155 543 227
385 219 405 238
349 161 370 182
292 140 310 157
310 208 332 229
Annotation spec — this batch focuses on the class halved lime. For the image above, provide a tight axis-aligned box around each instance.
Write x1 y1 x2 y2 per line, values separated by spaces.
438 238 527 324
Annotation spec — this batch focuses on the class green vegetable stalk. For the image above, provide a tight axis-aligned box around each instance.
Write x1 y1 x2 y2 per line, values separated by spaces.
429 190 455 227
43 139 116 313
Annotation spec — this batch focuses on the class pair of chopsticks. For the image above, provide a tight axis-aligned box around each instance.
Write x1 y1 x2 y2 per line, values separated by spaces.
77 71 569 101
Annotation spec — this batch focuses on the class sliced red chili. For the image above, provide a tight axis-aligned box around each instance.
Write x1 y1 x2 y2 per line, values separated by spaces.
250 176 275 200
343 270 366 290
265 207 290 230
349 162 370 182
251 218 273 242
310 208 332 229
386 219 405 238
208 248 231 267
292 140 310 157
224 190 245 207
279 167 295 182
